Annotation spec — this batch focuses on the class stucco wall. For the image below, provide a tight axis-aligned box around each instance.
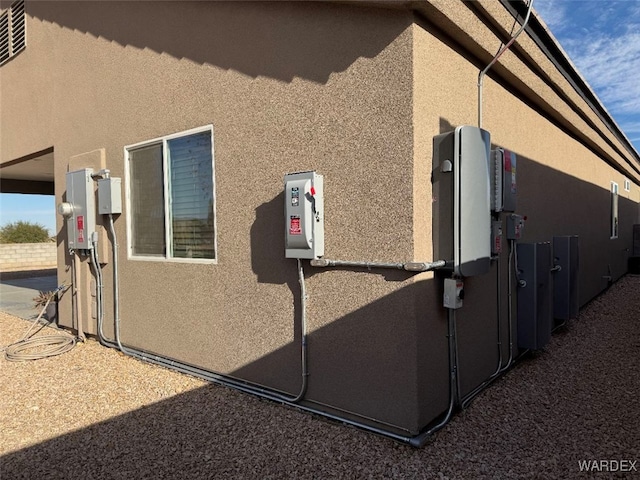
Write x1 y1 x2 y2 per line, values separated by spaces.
0 242 57 271
1 1 435 434
1 1 639 437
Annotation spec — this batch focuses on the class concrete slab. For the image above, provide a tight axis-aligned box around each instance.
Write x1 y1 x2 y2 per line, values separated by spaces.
0 272 58 320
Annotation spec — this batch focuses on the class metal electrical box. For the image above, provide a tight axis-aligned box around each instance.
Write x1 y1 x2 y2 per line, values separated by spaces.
491 220 503 255
506 214 525 240
443 278 464 309
98 178 122 215
517 242 552 350
553 235 579 321
284 171 324 259
63 168 96 250
433 126 491 277
491 148 517 212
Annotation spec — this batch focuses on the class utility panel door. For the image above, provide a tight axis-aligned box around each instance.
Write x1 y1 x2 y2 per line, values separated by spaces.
454 126 491 277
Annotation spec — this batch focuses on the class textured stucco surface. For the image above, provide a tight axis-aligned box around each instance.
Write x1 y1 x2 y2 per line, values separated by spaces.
1 0 639 436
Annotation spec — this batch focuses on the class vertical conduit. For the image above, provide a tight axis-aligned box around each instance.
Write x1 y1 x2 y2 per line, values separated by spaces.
478 0 534 129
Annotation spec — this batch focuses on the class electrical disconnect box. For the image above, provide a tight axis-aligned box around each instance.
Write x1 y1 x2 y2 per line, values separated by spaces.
443 278 464 309
433 126 491 277
59 168 96 250
517 242 552 350
491 220 503 255
506 214 525 240
553 235 579 321
491 148 517 212
98 178 122 215
284 171 324 259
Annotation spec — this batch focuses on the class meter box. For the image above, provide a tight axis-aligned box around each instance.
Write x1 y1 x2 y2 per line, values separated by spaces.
284 171 324 259
506 214 525 240
491 148 517 212
433 125 491 277
98 177 122 214
60 168 96 250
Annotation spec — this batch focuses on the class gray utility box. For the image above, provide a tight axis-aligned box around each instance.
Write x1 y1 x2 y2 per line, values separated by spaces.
630 224 640 274
553 236 579 321
432 126 491 277
517 242 553 350
65 168 96 250
97 177 122 215
284 171 324 259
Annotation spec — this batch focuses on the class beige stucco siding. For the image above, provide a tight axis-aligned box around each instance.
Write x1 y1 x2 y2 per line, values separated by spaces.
2 0 639 437
0 2 436 433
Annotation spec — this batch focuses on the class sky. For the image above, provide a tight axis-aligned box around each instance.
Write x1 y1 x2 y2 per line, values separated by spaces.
534 0 640 150
1 0 640 237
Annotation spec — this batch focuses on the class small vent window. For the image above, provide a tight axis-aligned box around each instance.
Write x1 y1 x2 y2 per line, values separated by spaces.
0 0 26 66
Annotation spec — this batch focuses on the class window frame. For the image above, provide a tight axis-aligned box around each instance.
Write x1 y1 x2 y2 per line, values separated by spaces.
610 181 619 240
124 125 218 264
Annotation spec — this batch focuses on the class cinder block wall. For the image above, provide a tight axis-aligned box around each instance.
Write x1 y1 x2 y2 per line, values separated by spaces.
0 243 57 271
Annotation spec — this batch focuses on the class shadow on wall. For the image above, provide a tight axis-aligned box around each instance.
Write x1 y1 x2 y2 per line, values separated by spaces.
29 1 409 84
249 192 447 428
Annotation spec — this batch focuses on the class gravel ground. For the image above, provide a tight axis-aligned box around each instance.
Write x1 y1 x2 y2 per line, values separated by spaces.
1 276 639 479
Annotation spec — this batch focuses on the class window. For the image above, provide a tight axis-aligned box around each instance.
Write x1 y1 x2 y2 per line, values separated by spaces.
610 181 618 239
0 0 26 66
624 178 631 192
126 126 216 262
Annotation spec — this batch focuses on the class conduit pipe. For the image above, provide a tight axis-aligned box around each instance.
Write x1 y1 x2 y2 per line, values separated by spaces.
461 255 503 408
105 214 308 403
310 258 446 272
99 215 458 444
478 0 534 128
71 251 86 342
408 308 459 447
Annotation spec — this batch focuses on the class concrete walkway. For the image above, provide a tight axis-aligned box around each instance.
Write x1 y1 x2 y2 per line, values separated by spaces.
0 269 58 320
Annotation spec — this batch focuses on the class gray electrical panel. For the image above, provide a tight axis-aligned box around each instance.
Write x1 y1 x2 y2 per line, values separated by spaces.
284 171 324 259
506 213 525 240
491 220 503 255
516 242 552 350
64 168 96 250
553 236 579 321
491 148 517 212
433 126 491 277
443 278 464 309
98 177 122 215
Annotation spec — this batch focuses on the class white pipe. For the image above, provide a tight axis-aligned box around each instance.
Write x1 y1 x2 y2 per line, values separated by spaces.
478 0 534 128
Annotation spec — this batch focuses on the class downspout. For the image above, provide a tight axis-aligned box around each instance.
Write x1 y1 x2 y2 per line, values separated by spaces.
478 0 534 129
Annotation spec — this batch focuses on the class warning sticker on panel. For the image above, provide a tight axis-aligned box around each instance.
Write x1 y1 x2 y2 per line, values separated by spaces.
289 216 302 235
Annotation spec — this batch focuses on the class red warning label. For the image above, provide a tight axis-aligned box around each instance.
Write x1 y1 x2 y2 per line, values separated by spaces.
77 215 85 243
289 216 302 235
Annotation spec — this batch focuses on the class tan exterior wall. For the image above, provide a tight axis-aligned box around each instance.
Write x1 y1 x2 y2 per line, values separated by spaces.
1 1 639 436
1 1 439 434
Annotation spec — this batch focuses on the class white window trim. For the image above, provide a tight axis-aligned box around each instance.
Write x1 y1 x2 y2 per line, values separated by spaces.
124 125 218 264
610 181 619 240
624 178 631 192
